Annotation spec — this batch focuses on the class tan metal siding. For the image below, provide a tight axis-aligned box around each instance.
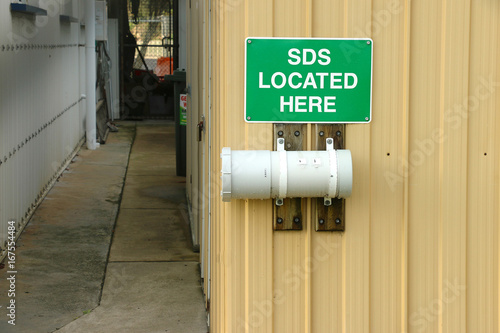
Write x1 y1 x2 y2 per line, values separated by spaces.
186 0 500 331
467 1 500 332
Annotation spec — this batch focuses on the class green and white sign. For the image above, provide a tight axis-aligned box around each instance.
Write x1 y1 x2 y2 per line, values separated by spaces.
180 94 187 126
245 38 373 123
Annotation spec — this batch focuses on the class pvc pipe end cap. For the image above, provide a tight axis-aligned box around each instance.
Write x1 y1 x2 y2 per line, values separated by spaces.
220 147 232 202
336 150 353 198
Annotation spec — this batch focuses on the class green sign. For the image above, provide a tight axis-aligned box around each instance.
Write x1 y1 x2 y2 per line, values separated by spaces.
180 94 187 126
245 38 373 123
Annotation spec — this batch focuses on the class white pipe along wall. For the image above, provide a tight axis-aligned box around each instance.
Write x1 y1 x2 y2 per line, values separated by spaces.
85 0 98 150
221 138 352 201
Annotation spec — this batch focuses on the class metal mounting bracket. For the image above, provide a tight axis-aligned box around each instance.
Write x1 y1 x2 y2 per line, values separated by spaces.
273 124 305 231
315 124 346 231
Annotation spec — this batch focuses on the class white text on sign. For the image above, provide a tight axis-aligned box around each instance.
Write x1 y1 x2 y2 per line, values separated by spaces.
257 48 358 113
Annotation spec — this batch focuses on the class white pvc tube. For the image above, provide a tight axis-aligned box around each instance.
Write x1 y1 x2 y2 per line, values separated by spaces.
336 150 353 198
85 0 98 150
221 147 352 201
231 150 271 199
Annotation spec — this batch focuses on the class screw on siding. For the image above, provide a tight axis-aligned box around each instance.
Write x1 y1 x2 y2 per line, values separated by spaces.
293 217 300 224
319 219 325 225
326 138 333 145
319 131 324 137
278 130 284 137
335 218 341 224
294 131 300 136
277 217 283 224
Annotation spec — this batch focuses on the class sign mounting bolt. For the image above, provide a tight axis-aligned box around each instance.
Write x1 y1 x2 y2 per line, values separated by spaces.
294 131 300 137
247 116 251 120
365 117 369 121
248 40 252 44
319 131 324 137
335 218 341 224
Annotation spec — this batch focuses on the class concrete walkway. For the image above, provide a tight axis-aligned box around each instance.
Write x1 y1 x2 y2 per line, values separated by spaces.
0 121 207 333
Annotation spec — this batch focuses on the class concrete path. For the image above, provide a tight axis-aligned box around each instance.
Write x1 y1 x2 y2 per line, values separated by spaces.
0 121 207 333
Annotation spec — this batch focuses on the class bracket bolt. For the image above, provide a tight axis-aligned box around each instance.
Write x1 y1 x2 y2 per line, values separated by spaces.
278 130 284 137
286 143 292 149
293 217 301 224
335 218 341 224
294 131 300 136
319 131 324 137
325 200 331 205
276 199 283 205
336 131 341 136
319 219 325 225
277 217 283 224
278 138 284 145
326 138 333 145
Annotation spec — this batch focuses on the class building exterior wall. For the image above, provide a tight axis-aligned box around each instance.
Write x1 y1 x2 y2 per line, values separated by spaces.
0 1 86 260
187 0 500 331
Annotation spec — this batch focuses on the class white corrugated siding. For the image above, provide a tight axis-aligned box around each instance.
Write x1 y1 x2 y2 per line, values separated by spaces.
0 1 86 260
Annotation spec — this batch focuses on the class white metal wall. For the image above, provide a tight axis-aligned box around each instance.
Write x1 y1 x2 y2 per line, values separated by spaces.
0 1 86 261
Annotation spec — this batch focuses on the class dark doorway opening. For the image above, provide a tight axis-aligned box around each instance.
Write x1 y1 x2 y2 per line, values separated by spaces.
119 0 179 120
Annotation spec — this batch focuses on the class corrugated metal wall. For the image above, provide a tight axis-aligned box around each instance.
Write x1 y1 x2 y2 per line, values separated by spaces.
187 0 500 331
0 1 86 261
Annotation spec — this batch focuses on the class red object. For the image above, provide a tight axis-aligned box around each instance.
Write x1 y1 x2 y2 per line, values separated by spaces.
133 69 151 77
154 57 173 77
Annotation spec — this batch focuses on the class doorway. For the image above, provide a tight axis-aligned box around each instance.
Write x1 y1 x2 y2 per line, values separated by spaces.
119 0 179 120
